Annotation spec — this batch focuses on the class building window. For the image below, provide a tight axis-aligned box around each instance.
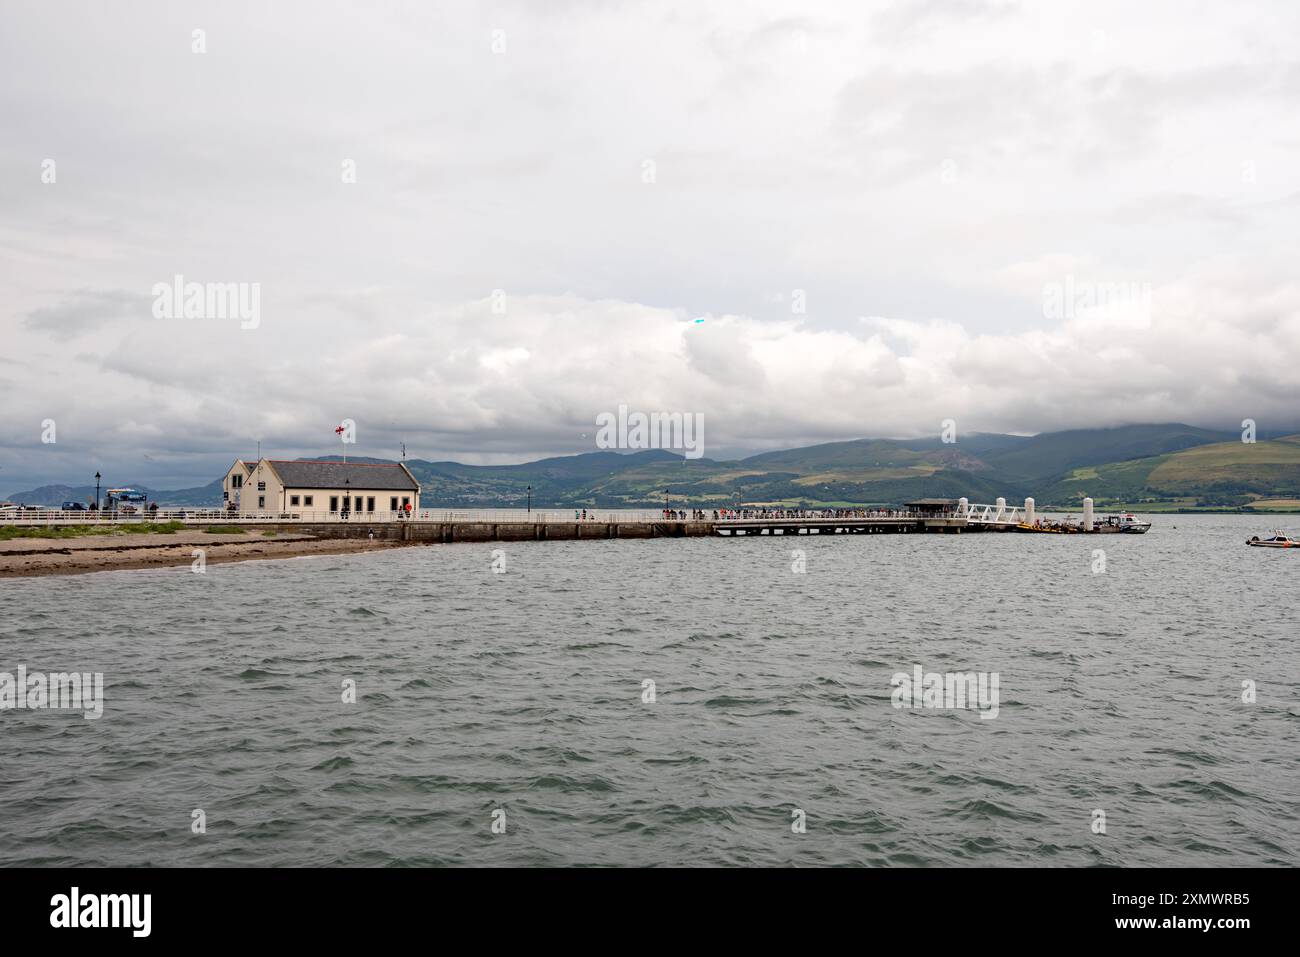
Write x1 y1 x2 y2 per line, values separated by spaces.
231 474 242 489
258 496 265 509
290 495 300 506
304 496 313 506
354 497 363 512
330 496 339 511
390 497 398 511
402 497 410 508
366 497 375 512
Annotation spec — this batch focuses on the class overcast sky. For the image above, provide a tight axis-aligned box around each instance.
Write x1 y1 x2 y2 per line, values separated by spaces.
3 0 1300 491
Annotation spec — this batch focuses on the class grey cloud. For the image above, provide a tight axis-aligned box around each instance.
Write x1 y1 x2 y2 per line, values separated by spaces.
2 0 1299 490
871 0 1020 41
24 289 147 334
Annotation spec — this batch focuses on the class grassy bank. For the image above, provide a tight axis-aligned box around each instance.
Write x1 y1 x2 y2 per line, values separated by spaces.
0 521 189 541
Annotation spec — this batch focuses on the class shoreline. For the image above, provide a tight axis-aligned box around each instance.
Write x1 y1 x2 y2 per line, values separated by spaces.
0 532 416 579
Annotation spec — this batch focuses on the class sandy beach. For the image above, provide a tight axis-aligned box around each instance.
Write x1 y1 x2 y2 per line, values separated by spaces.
0 530 415 578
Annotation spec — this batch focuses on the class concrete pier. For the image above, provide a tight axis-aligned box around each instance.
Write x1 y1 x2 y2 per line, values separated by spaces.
0 498 1093 540
241 515 1026 543
266 520 718 544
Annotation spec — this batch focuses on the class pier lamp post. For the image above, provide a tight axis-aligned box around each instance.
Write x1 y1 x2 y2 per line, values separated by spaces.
343 478 350 520
94 472 101 512
526 485 532 514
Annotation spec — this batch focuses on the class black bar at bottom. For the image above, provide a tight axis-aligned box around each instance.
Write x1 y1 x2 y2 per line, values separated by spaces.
0 866 1283 943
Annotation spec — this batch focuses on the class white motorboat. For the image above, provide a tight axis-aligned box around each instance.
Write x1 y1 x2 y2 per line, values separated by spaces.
1247 530 1299 548
1101 513 1151 534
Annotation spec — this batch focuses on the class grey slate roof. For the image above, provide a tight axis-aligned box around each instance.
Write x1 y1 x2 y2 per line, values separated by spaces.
266 460 419 491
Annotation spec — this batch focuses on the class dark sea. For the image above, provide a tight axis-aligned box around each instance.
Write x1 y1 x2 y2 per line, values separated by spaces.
1 514 1296 867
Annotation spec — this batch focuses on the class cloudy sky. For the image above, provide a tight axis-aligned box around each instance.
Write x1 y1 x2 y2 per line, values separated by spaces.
3 0 1300 491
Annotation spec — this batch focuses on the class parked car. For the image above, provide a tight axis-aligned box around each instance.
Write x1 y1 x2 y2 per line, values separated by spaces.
62 501 89 511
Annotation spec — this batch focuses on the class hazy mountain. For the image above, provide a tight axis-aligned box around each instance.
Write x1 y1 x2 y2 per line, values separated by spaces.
1035 434 1300 507
2 480 223 508
8 424 1295 509
977 424 1239 482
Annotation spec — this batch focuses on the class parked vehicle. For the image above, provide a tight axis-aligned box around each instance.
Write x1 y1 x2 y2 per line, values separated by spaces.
104 488 148 509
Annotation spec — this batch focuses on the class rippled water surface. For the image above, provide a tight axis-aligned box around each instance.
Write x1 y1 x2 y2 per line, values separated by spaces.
1 514 1297 866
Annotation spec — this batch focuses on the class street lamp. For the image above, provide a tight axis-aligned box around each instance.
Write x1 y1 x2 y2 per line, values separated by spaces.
343 478 351 520
526 485 532 514
94 472 101 512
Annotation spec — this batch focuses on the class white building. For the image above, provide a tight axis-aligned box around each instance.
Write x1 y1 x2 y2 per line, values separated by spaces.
222 458 420 517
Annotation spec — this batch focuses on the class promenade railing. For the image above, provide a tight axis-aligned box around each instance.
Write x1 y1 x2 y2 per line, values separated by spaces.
0 506 1017 527
0 508 684 526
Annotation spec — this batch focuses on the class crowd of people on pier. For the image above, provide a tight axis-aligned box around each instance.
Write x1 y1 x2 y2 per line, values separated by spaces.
567 506 928 522
650 507 917 521
712 507 911 521
661 509 709 520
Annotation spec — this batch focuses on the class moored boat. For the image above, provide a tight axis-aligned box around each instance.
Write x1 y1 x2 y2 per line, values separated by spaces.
1101 513 1151 534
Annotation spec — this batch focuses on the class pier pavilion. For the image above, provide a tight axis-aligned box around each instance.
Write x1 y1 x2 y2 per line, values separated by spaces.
222 459 420 516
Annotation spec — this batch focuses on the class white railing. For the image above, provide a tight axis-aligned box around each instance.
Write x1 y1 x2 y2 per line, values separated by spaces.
1 502 1029 527
714 508 919 521
956 502 1023 525
0 507 681 526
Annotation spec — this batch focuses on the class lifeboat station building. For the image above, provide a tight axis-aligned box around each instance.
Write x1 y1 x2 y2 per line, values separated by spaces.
222 459 420 518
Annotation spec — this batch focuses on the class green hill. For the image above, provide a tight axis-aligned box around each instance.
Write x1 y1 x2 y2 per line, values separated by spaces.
979 423 1236 482
12 424 1299 510
1035 435 1300 508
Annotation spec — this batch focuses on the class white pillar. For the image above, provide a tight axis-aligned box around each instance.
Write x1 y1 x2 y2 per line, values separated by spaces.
1025 497 1035 524
1082 497 1094 531
958 496 969 518
995 496 1006 522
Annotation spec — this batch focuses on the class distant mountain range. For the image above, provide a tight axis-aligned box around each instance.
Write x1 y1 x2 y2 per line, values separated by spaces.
8 423 1300 510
